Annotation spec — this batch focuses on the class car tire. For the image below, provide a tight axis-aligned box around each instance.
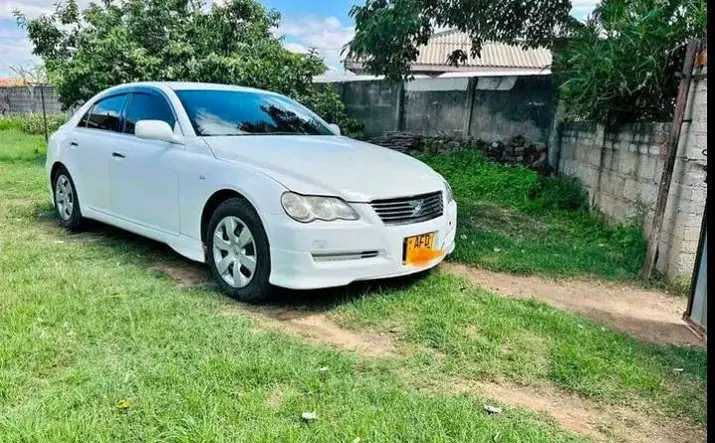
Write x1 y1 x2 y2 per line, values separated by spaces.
53 167 84 231
207 198 272 302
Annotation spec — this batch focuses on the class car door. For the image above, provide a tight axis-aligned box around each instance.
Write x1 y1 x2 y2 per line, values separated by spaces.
64 93 128 212
109 90 181 234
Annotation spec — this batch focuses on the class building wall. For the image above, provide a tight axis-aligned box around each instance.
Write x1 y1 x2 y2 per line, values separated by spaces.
403 78 469 136
469 75 553 143
331 75 556 142
558 68 707 279
0 86 64 115
334 80 401 137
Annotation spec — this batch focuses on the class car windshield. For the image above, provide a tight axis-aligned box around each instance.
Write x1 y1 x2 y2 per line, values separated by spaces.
175 89 334 136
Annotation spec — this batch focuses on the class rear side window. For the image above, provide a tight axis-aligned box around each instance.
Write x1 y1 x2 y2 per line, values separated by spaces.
85 94 128 132
124 92 176 135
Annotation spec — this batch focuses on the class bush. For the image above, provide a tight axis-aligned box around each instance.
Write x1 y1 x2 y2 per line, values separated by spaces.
420 149 590 214
301 85 364 139
554 0 706 124
20 113 67 135
0 113 67 135
528 176 589 212
0 116 23 131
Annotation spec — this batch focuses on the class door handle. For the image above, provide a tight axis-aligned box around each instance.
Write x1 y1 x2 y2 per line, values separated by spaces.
112 152 126 159
69 141 79 148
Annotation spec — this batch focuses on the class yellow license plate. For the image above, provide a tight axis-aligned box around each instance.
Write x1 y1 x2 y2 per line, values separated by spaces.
403 232 441 265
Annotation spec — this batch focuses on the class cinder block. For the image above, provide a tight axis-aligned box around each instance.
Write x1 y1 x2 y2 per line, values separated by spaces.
638 183 659 206
622 178 640 202
619 152 639 176
587 148 603 166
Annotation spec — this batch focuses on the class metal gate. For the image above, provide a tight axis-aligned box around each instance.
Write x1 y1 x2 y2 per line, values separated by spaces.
684 187 707 336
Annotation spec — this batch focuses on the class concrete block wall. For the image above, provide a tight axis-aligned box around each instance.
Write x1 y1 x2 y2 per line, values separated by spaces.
558 67 707 279
333 80 401 137
330 75 556 142
0 86 64 115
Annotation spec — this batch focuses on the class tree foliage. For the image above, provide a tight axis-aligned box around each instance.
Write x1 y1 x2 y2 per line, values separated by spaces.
16 0 361 135
553 0 707 124
348 0 574 80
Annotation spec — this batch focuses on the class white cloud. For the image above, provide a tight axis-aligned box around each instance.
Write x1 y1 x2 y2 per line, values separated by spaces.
0 33 39 76
276 15 355 71
2 0 80 20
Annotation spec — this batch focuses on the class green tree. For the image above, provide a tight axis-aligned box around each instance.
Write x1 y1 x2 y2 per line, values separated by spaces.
16 0 362 136
553 0 707 123
347 0 574 80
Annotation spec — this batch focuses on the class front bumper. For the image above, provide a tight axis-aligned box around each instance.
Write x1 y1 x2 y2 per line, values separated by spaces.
267 201 457 290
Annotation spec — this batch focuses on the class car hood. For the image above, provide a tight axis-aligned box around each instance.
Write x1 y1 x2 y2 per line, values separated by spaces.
203 135 444 202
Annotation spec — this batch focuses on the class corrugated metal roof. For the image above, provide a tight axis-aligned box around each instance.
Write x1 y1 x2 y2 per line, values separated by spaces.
0 78 28 87
415 30 552 69
344 30 552 74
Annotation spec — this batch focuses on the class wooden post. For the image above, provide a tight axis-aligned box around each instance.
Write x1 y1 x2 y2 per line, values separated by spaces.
394 81 405 132
640 40 701 279
463 77 476 137
547 101 565 172
39 84 48 143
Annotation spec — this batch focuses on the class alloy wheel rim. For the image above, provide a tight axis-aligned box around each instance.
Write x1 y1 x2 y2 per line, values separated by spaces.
212 216 257 288
55 175 74 221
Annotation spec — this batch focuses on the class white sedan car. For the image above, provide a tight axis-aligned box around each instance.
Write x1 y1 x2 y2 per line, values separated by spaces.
47 82 457 301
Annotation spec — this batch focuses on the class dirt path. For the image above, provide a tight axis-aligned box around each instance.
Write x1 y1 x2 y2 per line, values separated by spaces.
153 255 702 347
436 378 705 443
148 243 701 348
223 304 397 358
443 263 702 347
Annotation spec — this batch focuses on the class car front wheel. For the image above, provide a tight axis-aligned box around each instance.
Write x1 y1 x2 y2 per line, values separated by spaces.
207 198 272 302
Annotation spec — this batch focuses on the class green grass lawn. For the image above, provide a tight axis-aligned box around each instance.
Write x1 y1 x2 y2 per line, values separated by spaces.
332 274 706 424
421 150 646 280
0 125 706 441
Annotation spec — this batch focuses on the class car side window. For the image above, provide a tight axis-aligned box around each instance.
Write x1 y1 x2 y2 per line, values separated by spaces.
85 94 128 132
124 92 176 135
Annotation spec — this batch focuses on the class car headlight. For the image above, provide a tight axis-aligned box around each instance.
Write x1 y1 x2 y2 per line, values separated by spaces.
444 180 454 204
281 192 359 223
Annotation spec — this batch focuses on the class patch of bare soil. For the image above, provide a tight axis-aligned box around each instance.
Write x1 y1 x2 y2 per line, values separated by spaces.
443 263 702 347
443 378 705 443
222 304 397 358
150 257 210 288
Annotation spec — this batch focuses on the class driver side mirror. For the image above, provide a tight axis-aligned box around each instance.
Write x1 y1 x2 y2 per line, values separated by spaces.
328 123 341 136
135 120 182 144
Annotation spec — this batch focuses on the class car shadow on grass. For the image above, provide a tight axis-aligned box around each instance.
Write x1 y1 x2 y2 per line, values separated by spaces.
40 210 427 313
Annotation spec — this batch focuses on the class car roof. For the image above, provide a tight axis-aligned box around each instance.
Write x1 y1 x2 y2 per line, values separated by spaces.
106 81 276 95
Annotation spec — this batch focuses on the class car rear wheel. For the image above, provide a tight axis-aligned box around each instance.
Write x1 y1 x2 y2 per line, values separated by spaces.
207 198 271 302
53 169 84 231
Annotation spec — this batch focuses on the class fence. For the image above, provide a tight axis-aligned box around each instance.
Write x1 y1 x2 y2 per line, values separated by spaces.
0 85 63 115
330 75 555 143
555 59 707 279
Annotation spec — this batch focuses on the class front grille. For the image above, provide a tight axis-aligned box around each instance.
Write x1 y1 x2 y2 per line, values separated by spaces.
370 191 443 225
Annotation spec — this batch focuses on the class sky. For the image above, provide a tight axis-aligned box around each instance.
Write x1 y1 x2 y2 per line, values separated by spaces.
0 0 598 77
